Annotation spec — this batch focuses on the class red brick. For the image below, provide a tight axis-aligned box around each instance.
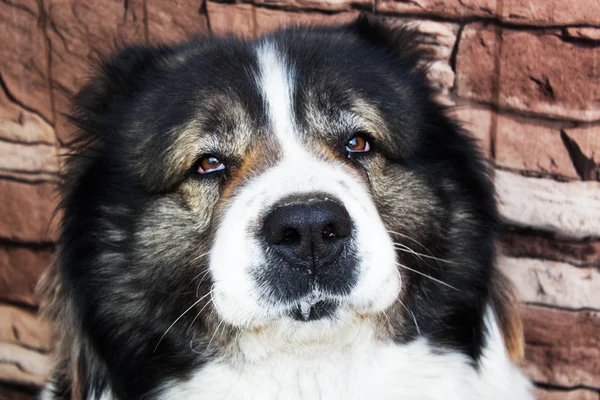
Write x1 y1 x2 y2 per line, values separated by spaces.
502 0 600 26
454 24 498 109
0 86 56 144
147 0 209 44
44 0 146 142
535 388 600 400
0 142 59 177
0 246 53 306
496 170 600 239
378 0 600 26
456 24 600 122
0 0 52 122
450 105 493 158
0 180 59 243
561 125 600 181
0 342 51 387
499 256 600 309
0 305 52 351
207 2 358 37
249 0 370 12
377 0 496 19
522 306 600 389
495 115 579 179
565 27 600 42
500 231 600 267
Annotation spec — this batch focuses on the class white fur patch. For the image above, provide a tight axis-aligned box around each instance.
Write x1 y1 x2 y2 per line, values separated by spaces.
208 41 399 328
255 41 298 155
159 308 533 399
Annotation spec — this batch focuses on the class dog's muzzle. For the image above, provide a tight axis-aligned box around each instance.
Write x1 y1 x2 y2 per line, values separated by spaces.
258 195 359 320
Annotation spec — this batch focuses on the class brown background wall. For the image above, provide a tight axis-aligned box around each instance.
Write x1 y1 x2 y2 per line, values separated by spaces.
0 0 599 399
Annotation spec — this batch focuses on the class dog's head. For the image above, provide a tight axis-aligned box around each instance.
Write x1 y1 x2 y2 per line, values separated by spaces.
46 17 519 399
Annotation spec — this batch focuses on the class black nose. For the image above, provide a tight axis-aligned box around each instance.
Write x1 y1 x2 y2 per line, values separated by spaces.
262 199 353 267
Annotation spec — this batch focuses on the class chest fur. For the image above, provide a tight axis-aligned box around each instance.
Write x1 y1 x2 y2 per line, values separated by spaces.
159 337 533 400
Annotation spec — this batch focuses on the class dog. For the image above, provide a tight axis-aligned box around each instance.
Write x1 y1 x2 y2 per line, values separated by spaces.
40 16 533 400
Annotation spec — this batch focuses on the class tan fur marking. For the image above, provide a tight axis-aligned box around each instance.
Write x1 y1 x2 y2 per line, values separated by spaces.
220 145 274 204
490 268 525 365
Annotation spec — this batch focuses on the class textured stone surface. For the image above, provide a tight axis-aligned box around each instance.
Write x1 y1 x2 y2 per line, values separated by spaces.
0 84 56 144
0 306 52 389
0 342 51 387
500 231 600 267
0 306 52 351
499 256 600 309
207 2 358 37
496 170 600 239
0 385 37 400
522 306 600 389
146 0 209 44
377 0 496 19
454 23 498 108
494 115 580 179
535 388 600 400
0 142 59 176
0 1 52 123
0 180 59 243
249 0 371 11
502 0 600 26
451 105 493 157
561 126 600 181
411 20 458 96
44 0 147 142
0 246 53 306
378 0 600 26
565 27 600 42
456 24 600 122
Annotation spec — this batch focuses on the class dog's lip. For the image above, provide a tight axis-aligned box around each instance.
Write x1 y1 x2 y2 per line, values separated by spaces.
290 299 337 322
286 291 339 321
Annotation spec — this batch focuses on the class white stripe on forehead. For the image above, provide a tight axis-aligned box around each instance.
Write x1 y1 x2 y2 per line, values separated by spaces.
255 41 299 155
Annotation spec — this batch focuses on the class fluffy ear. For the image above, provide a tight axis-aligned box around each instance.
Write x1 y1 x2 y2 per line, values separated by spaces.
490 268 525 364
70 45 173 143
348 14 435 70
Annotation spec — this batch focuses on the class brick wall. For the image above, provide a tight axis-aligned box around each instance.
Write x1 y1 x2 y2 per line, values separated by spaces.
0 1 598 398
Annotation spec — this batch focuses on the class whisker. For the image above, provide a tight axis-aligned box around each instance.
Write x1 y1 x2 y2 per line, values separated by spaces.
393 242 427 263
92 233 120 248
187 284 217 332
386 229 428 248
395 262 460 292
195 269 213 297
153 290 214 353
398 298 421 337
183 251 211 270
393 243 456 265
206 318 226 355
387 230 445 259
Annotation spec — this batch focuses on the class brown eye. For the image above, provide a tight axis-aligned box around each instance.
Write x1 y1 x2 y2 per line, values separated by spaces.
197 155 225 174
346 135 370 153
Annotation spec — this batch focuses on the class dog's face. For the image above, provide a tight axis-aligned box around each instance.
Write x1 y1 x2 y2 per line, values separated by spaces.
55 18 501 398
209 41 405 326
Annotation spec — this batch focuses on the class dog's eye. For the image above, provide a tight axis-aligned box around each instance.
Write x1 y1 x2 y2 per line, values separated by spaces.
196 155 225 174
346 135 370 153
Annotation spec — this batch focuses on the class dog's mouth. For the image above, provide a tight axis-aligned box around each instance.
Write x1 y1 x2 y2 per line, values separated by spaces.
289 297 338 322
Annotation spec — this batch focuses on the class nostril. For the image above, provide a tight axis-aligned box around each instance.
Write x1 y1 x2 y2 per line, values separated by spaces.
282 228 301 245
322 224 336 240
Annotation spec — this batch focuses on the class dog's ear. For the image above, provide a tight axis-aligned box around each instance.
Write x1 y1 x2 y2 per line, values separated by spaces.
70 45 173 143
490 268 525 364
347 14 435 70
